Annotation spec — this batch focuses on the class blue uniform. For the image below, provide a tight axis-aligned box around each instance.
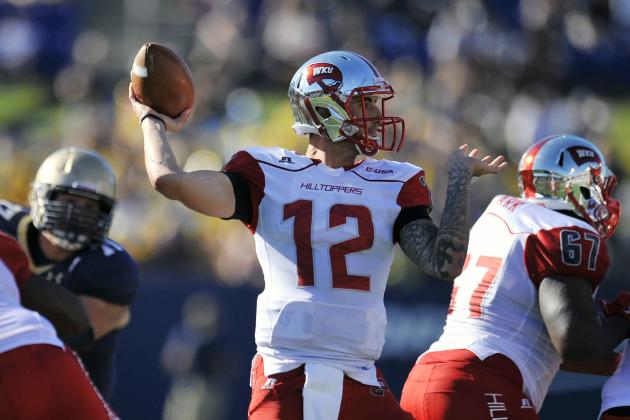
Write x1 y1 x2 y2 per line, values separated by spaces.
0 200 139 401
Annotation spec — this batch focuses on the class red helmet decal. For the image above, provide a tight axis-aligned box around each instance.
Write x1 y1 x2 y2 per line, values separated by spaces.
567 146 601 166
305 63 343 93
520 138 551 198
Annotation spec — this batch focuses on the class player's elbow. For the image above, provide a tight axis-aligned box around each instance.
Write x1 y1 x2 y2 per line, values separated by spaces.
431 266 459 282
435 253 466 281
444 262 464 281
152 174 169 194
56 309 92 344
555 331 602 363
561 346 603 366
153 173 183 200
422 263 460 282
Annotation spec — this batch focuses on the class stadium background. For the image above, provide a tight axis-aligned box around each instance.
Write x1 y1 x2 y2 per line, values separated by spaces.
1 0 629 418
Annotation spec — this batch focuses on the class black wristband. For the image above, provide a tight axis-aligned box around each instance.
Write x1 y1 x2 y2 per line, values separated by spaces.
140 113 166 128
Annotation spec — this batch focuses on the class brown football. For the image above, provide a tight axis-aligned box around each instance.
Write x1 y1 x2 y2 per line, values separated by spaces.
130 43 194 118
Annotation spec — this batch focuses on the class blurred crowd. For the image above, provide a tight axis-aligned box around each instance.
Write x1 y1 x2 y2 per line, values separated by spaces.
2 0 630 294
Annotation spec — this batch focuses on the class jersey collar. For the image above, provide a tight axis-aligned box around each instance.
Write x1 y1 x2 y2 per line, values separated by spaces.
310 158 366 171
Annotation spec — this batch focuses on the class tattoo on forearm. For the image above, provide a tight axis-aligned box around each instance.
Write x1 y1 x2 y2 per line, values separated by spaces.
145 131 181 174
148 153 178 169
400 158 472 280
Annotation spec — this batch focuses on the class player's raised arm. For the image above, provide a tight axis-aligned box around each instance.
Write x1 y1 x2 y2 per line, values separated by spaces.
129 84 236 218
399 145 507 280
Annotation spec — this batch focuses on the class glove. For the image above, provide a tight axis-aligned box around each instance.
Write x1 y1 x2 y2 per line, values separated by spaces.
600 291 630 321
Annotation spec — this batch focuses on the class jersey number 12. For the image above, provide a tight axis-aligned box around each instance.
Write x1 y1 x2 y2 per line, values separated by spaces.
283 200 374 291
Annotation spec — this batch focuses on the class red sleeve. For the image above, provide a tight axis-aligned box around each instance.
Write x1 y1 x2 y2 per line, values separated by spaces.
396 170 432 209
222 151 265 232
0 234 31 289
524 226 609 289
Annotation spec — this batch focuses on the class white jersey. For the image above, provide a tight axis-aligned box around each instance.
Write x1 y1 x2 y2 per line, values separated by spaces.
0 233 63 353
427 195 609 411
223 147 431 385
600 340 630 417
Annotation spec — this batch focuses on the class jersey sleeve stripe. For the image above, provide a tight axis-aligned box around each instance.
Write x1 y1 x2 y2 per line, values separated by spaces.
396 170 432 208
520 138 553 199
222 151 266 233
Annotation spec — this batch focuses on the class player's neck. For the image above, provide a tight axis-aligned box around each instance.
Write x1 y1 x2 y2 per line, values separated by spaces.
39 231 73 261
306 135 360 169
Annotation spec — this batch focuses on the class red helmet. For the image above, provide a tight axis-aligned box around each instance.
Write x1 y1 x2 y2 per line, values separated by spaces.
288 51 405 156
518 135 620 238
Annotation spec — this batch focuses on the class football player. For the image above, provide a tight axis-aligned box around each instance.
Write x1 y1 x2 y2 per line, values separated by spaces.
129 50 506 419
0 232 118 419
599 293 630 420
400 135 630 420
600 345 630 420
0 147 139 401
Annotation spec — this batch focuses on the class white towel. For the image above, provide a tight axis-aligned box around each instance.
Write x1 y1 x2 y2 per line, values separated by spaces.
303 363 344 420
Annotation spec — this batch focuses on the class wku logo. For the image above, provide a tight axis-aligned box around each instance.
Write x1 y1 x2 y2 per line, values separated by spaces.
306 63 343 93
567 146 600 166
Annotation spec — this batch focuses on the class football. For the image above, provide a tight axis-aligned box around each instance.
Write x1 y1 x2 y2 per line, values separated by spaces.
130 42 194 118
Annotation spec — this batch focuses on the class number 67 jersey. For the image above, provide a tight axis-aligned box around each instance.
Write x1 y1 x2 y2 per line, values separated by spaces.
222 147 431 386
427 194 610 411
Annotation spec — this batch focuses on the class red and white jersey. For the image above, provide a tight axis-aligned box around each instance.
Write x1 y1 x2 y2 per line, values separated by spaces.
600 340 630 417
0 233 63 353
223 147 431 386
427 195 609 411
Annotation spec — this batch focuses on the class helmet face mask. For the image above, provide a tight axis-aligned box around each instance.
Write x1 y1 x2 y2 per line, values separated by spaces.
518 135 621 238
30 147 116 250
288 51 405 156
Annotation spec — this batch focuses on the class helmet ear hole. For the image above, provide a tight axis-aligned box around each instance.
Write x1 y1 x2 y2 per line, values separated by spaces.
315 106 331 119
580 186 591 200
288 50 405 151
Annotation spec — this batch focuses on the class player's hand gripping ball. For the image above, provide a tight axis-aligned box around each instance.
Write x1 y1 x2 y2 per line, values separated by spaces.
130 42 194 118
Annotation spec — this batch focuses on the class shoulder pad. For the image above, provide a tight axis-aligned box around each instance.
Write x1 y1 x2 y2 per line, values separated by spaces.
241 147 315 170
487 195 597 236
77 239 136 268
98 239 128 257
73 239 139 305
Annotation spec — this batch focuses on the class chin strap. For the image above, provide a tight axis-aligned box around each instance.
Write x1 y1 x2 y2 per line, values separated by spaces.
565 186 619 239
565 190 598 228
355 143 377 156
